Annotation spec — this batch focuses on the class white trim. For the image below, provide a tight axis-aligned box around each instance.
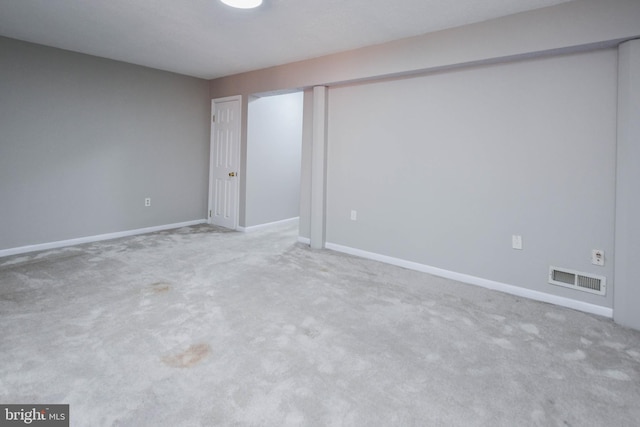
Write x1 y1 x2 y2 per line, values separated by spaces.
297 236 311 245
325 242 613 319
211 94 243 104
238 217 299 233
0 219 207 258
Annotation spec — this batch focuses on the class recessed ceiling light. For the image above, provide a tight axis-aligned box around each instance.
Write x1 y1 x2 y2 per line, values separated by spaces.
220 0 263 9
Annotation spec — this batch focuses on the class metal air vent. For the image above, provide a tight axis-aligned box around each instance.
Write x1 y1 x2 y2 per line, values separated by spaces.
549 266 606 296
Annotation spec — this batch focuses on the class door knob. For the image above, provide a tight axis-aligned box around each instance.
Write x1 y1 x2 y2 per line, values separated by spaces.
228 172 236 177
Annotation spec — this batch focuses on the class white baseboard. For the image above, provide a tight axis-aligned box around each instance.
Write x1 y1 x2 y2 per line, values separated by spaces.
0 219 207 258
238 217 299 233
325 242 613 319
297 236 311 245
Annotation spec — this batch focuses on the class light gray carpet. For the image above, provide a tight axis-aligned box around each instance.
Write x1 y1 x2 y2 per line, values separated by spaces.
1 222 639 426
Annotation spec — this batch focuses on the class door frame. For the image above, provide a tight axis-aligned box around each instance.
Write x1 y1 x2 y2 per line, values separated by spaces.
208 95 242 229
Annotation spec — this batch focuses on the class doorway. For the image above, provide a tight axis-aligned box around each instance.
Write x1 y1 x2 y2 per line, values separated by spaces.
244 92 304 229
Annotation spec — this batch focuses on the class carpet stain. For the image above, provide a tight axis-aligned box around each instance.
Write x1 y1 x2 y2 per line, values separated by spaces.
302 327 320 338
163 344 210 368
147 282 171 294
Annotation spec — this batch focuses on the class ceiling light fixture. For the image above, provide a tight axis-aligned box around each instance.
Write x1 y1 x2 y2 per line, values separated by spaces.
220 0 263 9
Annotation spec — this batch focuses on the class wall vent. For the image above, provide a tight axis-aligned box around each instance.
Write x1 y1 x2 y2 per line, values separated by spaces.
549 266 606 296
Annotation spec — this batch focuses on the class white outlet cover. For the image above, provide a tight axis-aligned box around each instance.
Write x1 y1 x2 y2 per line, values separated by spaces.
350 210 357 221
512 235 523 250
591 249 605 266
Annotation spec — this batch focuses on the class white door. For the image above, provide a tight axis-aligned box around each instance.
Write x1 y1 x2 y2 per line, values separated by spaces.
209 96 241 229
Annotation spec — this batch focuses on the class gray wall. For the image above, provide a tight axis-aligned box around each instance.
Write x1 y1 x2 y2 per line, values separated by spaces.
614 39 640 329
298 89 314 240
245 92 303 227
0 37 210 250
326 49 617 308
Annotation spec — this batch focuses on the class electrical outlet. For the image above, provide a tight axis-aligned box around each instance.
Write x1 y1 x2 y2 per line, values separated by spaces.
145 197 151 207
512 235 523 250
350 210 357 221
592 249 605 266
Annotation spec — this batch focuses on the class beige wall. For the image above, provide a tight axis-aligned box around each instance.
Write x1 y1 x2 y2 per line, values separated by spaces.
210 0 640 97
210 0 640 242
208 0 640 325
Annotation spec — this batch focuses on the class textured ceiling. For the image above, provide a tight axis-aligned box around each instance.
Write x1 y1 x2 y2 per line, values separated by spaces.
0 0 571 79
